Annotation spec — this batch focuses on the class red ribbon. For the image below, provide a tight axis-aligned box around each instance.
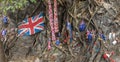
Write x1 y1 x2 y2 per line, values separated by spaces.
54 0 59 33
48 0 56 41
48 0 59 41
48 38 51 50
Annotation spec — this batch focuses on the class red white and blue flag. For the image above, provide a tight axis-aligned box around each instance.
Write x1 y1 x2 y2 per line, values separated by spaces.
18 13 44 36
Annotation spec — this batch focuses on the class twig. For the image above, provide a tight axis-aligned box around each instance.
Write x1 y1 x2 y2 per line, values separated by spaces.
29 0 42 17
86 7 100 30
52 42 67 56
67 43 75 58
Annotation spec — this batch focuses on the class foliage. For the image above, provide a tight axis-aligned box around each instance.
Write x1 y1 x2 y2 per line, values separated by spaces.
0 0 36 14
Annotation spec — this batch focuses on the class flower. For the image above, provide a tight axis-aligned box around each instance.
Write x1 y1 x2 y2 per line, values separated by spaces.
79 20 86 32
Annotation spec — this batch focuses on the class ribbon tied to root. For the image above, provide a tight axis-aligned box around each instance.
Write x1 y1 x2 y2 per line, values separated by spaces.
48 0 59 41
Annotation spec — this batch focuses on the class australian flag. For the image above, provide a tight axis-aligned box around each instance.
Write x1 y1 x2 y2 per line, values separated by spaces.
18 13 44 36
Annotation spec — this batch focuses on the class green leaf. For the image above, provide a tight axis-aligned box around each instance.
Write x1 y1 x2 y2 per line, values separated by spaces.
30 0 36 3
0 0 30 13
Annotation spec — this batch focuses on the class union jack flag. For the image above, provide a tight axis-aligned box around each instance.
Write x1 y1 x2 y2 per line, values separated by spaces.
18 13 44 36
